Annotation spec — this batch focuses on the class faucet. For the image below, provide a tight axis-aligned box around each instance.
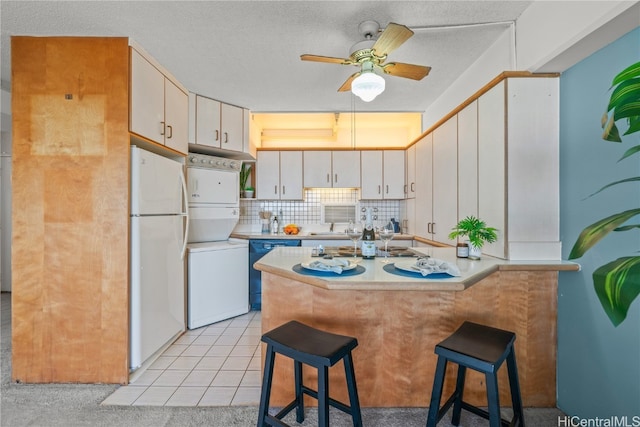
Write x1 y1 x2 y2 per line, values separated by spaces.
329 222 334 232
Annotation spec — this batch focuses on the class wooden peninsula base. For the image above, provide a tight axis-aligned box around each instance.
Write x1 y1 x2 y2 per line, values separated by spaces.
260 268 560 408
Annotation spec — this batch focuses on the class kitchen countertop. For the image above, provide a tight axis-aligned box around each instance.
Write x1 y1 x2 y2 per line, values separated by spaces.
230 231 415 241
253 246 580 291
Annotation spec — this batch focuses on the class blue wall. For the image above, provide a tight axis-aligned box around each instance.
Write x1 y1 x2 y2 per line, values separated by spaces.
559 27 640 416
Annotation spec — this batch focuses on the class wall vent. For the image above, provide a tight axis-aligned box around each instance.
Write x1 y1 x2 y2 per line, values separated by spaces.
321 203 357 224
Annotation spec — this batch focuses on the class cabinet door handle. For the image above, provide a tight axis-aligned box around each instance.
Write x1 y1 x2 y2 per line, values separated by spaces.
215 130 219 141
386 185 389 194
282 186 286 195
327 173 330 183
432 223 436 235
378 185 381 194
224 132 228 143
167 125 173 139
334 173 338 183
274 185 278 195
411 182 415 192
404 184 407 194
427 222 431 234
160 121 166 136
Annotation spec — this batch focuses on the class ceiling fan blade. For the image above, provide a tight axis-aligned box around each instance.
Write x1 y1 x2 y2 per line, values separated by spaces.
383 62 431 80
372 23 414 57
338 72 360 92
301 54 351 65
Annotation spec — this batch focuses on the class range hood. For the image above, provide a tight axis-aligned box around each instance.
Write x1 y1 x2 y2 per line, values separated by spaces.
187 143 256 161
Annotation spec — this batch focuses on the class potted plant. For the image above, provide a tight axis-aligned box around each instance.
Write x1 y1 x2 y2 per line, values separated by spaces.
448 216 498 259
244 186 255 198
240 163 252 198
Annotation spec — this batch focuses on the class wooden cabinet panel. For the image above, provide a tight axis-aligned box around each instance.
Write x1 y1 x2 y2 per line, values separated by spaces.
11 36 130 383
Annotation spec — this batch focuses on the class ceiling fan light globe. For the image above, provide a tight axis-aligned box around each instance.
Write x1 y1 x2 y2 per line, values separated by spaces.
352 72 385 102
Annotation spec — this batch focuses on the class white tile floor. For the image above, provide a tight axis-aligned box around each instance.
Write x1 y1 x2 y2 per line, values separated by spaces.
102 311 262 407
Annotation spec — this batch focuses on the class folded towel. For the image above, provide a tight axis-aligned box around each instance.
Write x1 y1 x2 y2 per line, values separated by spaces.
308 258 351 274
412 257 461 277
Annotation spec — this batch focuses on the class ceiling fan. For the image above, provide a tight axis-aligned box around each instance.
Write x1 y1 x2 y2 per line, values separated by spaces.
300 20 431 102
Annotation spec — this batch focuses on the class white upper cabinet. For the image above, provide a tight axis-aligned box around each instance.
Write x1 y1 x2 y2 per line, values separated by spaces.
478 82 506 259
303 151 332 187
130 48 188 154
304 151 360 188
195 95 221 147
414 133 432 238
332 151 360 188
360 151 383 199
457 100 478 221
360 150 405 200
405 144 416 199
256 151 303 200
220 103 244 152
190 93 247 154
383 150 406 199
431 116 458 244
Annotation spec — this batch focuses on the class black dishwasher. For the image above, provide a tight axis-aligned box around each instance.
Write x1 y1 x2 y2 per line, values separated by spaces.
249 239 301 310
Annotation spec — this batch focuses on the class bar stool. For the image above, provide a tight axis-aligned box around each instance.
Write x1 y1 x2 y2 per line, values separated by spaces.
257 320 362 427
426 321 525 427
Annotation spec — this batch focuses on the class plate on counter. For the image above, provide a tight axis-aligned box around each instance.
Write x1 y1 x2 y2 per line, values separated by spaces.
301 260 358 272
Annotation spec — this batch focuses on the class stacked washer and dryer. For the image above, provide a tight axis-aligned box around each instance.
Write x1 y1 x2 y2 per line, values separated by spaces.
186 152 249 329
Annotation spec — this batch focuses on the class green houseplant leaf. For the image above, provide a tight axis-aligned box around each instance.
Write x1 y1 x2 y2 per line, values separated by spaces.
573 60 640 326
448 216 498 249
569 208 640 259
593 257 640 326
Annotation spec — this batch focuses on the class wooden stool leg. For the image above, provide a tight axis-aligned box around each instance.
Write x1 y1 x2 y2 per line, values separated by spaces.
343 352 363 427
451 365 467 426
426 356 448 427
294 360 305 423
318 365 330 427
257 344 276 427
485 372 501 427
507 350 525 427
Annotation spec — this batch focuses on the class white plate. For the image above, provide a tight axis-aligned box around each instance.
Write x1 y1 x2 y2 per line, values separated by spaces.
393 260 424 274
301 260 358 272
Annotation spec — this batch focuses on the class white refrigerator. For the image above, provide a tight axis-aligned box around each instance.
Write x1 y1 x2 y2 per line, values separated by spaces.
130 146 188 371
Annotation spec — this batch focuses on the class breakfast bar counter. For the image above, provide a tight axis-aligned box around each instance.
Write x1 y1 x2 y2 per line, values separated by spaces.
254 247 579 408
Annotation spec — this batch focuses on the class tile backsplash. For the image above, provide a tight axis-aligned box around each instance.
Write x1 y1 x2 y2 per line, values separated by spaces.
239 188 401 227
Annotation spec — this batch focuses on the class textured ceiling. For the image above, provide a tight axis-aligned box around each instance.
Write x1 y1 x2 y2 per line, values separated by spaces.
1 1 533 113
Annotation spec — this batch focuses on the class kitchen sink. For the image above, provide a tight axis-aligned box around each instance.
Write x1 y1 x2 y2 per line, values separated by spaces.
308 232 349 236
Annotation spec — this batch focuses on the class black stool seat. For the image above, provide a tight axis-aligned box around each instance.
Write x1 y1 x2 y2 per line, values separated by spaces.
257 321 362 427
426 321 525 427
